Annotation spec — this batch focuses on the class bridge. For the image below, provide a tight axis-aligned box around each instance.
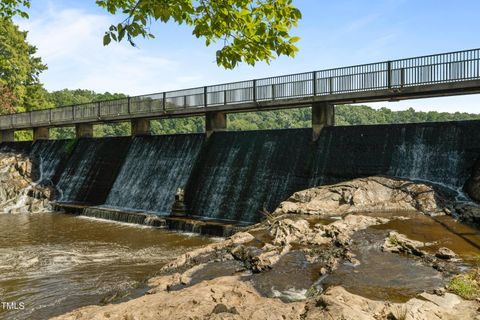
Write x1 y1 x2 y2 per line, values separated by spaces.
1 48 480 142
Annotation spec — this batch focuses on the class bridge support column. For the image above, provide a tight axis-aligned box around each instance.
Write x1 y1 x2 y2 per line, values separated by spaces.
33 127 49 141
312 102 335 141
76 123 93 138
1 129 15 142
131 118 151 136
205 111 227 139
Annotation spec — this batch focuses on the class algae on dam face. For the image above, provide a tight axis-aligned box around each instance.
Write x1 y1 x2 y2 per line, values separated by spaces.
104 134 204 214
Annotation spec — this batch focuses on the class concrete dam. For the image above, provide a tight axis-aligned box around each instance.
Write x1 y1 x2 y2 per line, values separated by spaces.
1 120 480 230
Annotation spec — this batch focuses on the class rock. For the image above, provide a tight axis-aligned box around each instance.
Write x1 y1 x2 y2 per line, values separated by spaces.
453 204 480 228
274 176 444 217
418 292 462 310
231 245 282 272
268 218 329 246
160 232 255 272
326 214 389 243
212 303 239 314
147 273 182 293
0 153 52 213
435 247 457 260
382 231 427 256
465 158 480 202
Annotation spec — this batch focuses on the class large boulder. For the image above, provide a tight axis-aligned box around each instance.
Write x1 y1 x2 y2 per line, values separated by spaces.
274 176 444 217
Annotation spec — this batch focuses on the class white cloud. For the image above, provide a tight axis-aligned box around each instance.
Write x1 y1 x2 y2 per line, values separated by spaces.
17 5 184 95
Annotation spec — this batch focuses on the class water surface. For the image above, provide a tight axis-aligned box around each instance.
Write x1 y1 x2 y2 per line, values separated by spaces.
0 212 212 320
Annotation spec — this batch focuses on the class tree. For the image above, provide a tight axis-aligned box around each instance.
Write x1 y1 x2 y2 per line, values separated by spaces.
1 0 302 69
0 17 51 114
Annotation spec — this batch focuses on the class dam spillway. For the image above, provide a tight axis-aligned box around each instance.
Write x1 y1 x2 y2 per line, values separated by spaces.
104 134 204 214
1 120 480 225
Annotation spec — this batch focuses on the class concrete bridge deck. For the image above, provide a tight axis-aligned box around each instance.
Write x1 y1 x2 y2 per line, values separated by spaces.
1 48 480 141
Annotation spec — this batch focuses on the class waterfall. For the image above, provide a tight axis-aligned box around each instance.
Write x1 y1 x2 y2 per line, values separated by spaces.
186 129 312 223
103 134 203 214
56 137 131 204
387 125 468 196
29 140 73 187
311 122 480 199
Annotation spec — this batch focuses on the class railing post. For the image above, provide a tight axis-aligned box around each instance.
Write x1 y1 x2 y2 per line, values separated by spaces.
400 68 406 87
329 77 334 94
204 86 208 107
49 108 52 124
30 112 32 126
162 92 166 111
72 105 76 120
223 90 227 105
387 61 392 88
127 96 131 114
253 80 257 102
97 102 101 119
183 95 187 108
313 71 317 96
271 84 275 100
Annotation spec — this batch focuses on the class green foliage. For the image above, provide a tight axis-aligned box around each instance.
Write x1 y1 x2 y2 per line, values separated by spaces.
388 234 400 246
335 105 480 125
151 117 204 135
98 0 302 68
47 89 127 106
14 129 32 141
0 18 51 114
50 127 76 140
94 122 131 137
0 0 30 19
447 268 480 300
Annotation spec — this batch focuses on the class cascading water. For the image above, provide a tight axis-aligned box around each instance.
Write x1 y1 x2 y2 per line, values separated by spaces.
29 139 74 187
103 134 204 214
311 121 480 199
56 137 131 204
387 125 472 199
185 129 312 223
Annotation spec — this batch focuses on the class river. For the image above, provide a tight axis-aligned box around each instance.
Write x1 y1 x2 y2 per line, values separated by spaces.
0 212 213 320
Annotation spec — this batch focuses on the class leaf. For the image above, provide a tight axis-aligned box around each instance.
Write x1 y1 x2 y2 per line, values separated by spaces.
103 33 111 46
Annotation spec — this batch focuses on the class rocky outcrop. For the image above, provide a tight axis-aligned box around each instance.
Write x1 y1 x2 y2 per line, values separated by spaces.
0 154 52 213
274 176 445 217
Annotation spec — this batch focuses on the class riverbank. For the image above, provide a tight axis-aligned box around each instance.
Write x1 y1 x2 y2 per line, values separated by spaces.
52 177 480 320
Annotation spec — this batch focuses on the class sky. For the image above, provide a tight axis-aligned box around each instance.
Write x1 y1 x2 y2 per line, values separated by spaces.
15 0 480 113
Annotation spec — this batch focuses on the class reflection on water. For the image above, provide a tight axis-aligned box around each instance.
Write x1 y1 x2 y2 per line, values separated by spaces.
0 212 213 320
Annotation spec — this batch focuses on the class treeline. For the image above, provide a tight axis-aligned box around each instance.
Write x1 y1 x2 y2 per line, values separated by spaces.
27 89 479 140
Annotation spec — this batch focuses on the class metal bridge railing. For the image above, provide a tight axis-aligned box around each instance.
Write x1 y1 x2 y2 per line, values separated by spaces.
1 48 480 130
